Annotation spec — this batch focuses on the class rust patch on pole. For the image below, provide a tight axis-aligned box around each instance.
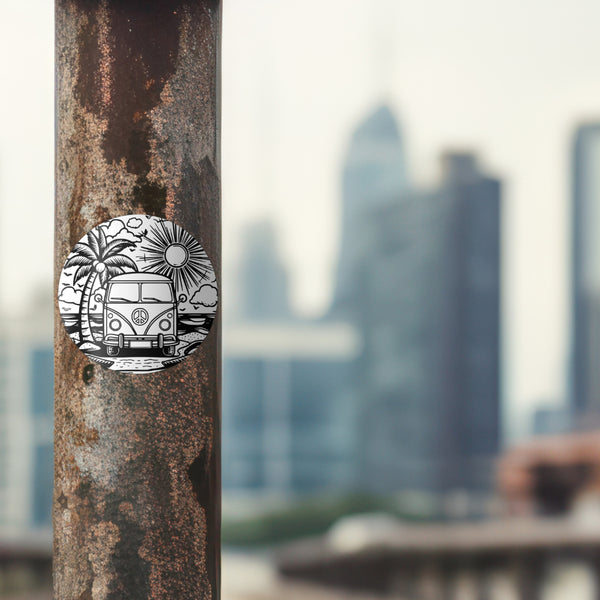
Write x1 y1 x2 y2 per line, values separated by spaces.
54 1 221 598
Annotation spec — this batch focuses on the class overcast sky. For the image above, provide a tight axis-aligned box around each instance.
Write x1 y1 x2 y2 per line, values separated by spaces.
3 0 600 437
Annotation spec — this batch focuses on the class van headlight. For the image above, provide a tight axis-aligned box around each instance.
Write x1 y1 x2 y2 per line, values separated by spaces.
109 319 122 331
159 318 171 331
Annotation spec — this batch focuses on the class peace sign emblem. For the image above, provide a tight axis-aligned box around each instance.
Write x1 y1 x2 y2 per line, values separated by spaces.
132 308 149 326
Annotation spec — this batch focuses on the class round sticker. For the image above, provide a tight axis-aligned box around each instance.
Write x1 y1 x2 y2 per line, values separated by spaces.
58 215 218 373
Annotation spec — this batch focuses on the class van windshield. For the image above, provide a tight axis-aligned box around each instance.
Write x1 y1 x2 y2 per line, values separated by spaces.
141 283 174 303
108 283 139 303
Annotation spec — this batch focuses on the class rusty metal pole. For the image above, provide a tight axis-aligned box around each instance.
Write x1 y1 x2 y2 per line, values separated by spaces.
54 1 221 598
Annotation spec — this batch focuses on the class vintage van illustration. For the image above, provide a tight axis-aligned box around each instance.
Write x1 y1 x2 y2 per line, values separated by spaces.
102 273 178 356
59 215 217 373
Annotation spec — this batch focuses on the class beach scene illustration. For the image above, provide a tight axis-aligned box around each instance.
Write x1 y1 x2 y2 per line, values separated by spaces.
58 215 218 373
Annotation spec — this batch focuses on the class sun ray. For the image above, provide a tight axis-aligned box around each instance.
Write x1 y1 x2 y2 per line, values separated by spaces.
139 220 213 296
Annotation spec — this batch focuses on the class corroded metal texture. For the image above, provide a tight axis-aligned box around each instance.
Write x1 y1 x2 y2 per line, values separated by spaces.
54 1 221 598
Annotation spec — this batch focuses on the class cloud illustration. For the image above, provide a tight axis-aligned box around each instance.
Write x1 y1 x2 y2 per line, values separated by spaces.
127 217 143 229
59 286 82 305
102 219 126 238
190 285 218 308
104 219 141 244
115 229 141 243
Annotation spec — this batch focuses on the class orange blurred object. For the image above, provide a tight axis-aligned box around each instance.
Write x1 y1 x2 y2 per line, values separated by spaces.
498 431 600 516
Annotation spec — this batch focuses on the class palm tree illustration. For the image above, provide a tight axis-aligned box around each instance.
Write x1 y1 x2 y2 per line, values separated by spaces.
65 227 138 344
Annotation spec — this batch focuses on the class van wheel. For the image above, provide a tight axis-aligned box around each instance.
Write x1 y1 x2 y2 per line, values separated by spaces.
162 346 175 357
106 346 120 357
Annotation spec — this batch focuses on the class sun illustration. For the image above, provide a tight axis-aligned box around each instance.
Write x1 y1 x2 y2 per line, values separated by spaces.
139 220 212 293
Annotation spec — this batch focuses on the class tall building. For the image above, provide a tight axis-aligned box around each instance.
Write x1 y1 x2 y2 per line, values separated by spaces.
0 292 53 533
30 346 53 527
224 220 361 498
223 106 501 501
571 123 600 415
237 221 291 321
356 187 451 492
437 153 501 491
333 105 501 495
333 105 410 315
222 323 360 496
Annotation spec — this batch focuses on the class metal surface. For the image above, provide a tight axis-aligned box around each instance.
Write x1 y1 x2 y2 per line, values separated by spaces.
54 1 221 598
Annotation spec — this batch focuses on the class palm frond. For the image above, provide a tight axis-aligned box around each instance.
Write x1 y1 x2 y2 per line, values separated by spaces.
102 238 136 259
87 230 100 256
104 255 138 271
106 266 124 279
98 226 107 250
72 242 97 262
65 254 92 268
74 264 93 284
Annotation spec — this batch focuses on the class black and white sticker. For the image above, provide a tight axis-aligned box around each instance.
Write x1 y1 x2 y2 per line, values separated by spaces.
58 215 218 373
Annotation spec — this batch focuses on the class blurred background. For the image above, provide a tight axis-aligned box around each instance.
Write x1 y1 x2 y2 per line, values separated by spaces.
3 0 600 598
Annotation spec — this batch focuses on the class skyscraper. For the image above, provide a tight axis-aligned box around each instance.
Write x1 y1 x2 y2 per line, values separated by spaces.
30 346 53 527
333 103 501 495
0 291 53 532
237 220 291 321
437 153 501 491
223 220 361 498
571 123 600 415
222 323 360 495
333 105 410 315
356 186 451 492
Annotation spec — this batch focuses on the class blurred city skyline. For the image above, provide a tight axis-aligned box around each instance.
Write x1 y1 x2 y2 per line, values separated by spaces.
5 0 600 438
222 0 600 441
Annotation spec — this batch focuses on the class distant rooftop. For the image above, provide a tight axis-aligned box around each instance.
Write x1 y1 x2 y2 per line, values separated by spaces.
225 322 361 360
441 152 480 184
353 104 401 142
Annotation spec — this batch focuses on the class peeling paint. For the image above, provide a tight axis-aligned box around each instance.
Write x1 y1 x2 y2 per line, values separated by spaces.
55 1 221 598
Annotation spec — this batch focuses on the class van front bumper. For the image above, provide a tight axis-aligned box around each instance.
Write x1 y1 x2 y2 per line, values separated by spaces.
104 334 178 349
